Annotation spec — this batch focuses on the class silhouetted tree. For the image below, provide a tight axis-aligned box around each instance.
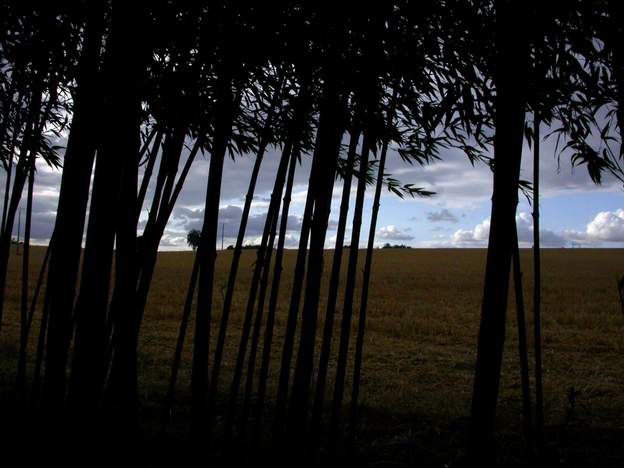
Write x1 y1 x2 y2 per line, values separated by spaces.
469 2 532 464
186 229 201 251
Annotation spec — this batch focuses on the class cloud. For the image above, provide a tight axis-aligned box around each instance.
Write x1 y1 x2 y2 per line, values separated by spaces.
515 212 566 247
452 219 490 245
585 209 624 241
382 132 624 212
450 209 624 248
426 209 459 223
451 213 566 247
430 225 452 232
383 149 493 210
563 209 624 244
11 123 624 252
378 225 414 241
170 204 303 246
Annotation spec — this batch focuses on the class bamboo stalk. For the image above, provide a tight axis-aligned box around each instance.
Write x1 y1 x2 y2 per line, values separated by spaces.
532 111 544 460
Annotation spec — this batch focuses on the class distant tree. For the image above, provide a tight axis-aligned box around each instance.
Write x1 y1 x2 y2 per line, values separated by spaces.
186 229 201 251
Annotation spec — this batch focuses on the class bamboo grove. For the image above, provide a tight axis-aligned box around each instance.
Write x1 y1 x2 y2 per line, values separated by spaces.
0 0 622 466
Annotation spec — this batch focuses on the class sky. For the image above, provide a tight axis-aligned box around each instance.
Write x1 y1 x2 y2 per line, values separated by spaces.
11 129 624 250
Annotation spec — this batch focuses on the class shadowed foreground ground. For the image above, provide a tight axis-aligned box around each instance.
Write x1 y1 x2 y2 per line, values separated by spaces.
1 247 623 466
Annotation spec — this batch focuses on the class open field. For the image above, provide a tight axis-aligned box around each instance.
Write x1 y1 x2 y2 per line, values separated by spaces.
1 247 623 465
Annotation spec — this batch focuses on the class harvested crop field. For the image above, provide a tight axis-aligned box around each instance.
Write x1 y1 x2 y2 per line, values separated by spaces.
1 247 623 466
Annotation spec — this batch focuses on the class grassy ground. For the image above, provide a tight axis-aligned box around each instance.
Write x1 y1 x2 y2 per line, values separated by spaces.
1 247 623 466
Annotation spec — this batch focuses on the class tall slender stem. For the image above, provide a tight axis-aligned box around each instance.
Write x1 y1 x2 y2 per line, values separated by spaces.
310 128 360 443
532 111 544 459
207 77 284 432
16 155 35 395
161 251 201 432
253 145 299 445
349 87 398 445
512 222 533 455
330 131 372 447
224 137 293 441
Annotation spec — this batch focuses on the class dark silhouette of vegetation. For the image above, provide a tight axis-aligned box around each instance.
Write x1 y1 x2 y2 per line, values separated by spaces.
512 225 533 458
186 229 201 251
0 1 622 466
381 243 411 249
469 4 532 464
532 109 545 462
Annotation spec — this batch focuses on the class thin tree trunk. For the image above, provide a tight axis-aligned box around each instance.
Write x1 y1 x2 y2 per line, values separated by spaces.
469 1 531 464
190 68 234 438
511 222 533 455
136 129 163 220
105 0 149 430
161 251 201 432
310 128 360 443
252 144 299 445
0 79 17 173
44 0 105 409
108 103 142 423
2 139 15 236
138 126 157 163
26 242 51 334
136 127 185 256
16 155 35 395
142 130 172 241
329 133 372 447
110 129 180 349
1 91 22 235
0 59 48 330
125 131 188 336
532 111 544 459
224 137 294 441
239 174 283 442
68 140 121 408
0 97 38 333
349 87 399 446
106 136 200 391
272 140 319 441
206 79 283 428
135 136 201 314
288 72 345 441
32 290 50 403
102 133 195 402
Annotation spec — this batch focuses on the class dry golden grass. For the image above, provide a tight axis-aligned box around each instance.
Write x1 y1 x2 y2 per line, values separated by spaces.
1 246 623 462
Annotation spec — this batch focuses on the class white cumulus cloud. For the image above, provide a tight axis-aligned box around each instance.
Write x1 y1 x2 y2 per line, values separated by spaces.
451 213 566 247
378 225 414 241
564 209 624 244
452 219 490 244
586 209 624 241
